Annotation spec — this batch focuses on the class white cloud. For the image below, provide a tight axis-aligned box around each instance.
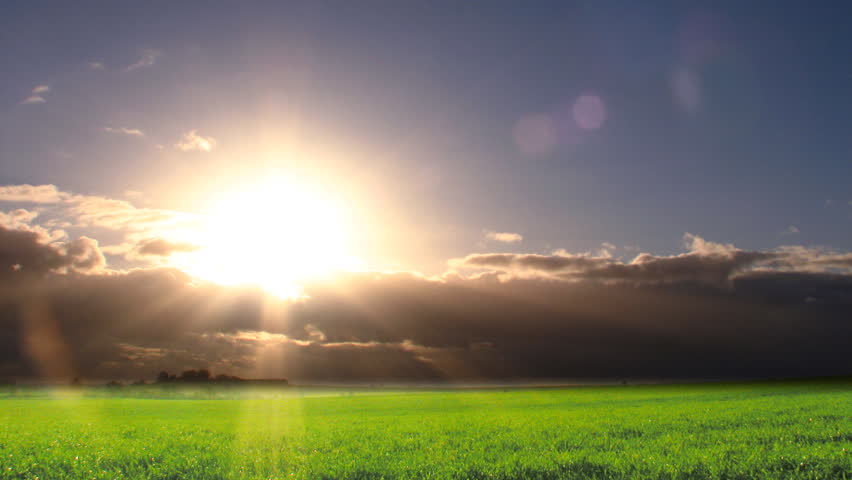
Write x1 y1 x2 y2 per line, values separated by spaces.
0 209 39 232
88 61 105 70
175 130 217 152
683 232 738 256
485 231 523 244
0 207 68 243
305 324 327 342
123 49 161 72
103 126 145 137
21 96 46 104
0 184 65 203
597 242 616 258
0 184 199 233
781 225 800 236
21 84 50 104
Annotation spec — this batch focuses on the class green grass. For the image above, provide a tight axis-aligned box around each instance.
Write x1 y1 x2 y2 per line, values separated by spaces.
0 380 850 479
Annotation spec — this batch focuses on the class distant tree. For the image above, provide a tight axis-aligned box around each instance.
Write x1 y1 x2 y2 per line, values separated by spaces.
178 369 212 382
157 371 170 383
71 377 81 386
106 380 123 387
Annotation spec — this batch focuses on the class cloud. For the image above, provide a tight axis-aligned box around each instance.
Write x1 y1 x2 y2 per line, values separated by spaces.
0 184 65 203
175 130 217 152
0 195 850 383
88 61 105 70
0 184 201 270
20 85 50 104
21 96 45 105
781 225 800 236
0 208 67 244
0 226 105 279
485 231 523 244
597 242 616 258
0 224 850 382
64 236 106 272
813 253 852 268
65 195 198 232
123 49 161 72
770 246 852 272
454 234 785 287
0 209 39 228
304 324 327 342
135 238 200 257
0 184 198 232
103 127 145 137
455 251 607 274
0 227 67 278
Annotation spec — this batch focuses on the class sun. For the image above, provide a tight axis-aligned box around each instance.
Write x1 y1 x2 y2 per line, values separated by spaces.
174 176 361 298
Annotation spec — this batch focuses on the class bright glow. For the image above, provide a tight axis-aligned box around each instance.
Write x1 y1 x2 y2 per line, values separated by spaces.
173 176 361 298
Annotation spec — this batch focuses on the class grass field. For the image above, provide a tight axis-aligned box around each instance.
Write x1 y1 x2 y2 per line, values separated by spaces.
0 380 850 479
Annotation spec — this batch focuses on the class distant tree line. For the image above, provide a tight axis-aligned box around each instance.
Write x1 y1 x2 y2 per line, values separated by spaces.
51 370 289 387
156 369 246 383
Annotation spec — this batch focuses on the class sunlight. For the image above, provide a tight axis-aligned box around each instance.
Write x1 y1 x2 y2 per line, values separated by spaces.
174 176 362 298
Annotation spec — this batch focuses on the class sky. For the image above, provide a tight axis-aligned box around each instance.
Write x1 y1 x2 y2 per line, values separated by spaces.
1 1 850 382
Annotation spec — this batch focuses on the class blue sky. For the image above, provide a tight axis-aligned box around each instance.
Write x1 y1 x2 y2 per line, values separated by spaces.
2 1 851 274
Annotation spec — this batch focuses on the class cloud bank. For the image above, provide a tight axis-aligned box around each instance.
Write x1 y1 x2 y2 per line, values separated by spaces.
0 185 849 382
0 211 849 382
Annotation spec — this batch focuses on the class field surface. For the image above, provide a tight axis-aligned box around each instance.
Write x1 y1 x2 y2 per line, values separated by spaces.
0 380 850 479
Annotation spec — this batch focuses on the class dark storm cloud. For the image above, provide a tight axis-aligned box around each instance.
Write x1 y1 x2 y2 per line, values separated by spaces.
0 226 850 382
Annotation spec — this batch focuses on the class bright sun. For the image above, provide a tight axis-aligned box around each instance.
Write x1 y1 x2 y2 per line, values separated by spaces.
174 177 360 298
